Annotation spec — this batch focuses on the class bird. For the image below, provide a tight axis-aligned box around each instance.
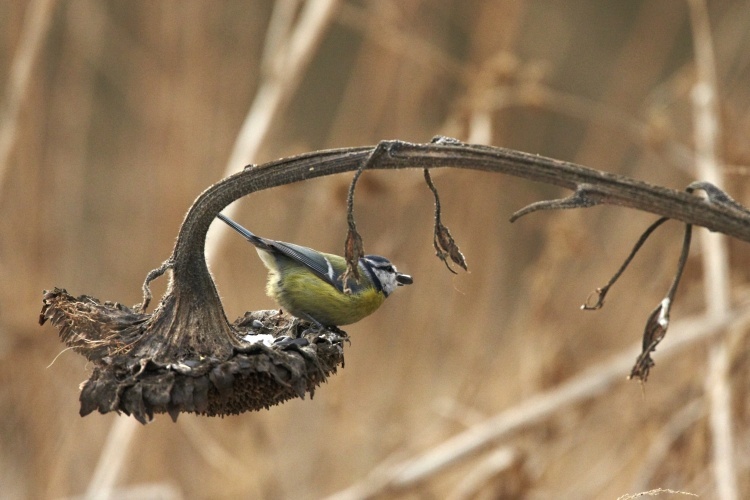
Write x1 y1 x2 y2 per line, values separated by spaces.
216 213 413 327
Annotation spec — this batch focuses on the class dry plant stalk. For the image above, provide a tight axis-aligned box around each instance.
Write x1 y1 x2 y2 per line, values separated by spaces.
687 0 738 497
39 138 750 423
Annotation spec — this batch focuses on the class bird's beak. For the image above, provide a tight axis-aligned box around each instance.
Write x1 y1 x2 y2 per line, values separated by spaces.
396 273 413 286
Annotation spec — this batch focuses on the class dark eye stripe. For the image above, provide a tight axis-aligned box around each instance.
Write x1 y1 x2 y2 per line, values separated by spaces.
359 257 384 293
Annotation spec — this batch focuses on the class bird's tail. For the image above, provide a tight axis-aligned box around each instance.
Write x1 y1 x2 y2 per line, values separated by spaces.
216 213 268 249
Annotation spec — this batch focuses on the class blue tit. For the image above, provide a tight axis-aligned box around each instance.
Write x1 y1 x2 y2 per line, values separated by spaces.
217 213 413 327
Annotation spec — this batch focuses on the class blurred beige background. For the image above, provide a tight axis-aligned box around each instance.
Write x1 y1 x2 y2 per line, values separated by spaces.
2 1 750 498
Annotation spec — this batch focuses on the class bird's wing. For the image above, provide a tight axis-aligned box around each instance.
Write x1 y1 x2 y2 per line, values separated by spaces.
267 241 345 292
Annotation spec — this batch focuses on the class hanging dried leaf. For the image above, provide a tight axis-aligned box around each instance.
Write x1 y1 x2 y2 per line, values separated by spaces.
424 169 468 273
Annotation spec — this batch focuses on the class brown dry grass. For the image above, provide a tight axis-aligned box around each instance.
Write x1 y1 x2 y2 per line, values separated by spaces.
2 1 750 498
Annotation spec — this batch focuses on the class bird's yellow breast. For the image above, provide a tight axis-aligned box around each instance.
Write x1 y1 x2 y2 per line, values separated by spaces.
265 266 386 326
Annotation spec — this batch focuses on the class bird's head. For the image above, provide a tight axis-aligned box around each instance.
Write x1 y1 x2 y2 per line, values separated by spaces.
361 255 413 296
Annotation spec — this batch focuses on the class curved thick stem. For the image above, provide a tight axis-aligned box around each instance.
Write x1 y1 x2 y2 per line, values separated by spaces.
171 140 750 296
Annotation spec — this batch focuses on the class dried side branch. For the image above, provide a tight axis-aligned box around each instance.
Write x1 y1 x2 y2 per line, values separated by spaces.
137 259 173 312
576 182 731 380
510 184 600 222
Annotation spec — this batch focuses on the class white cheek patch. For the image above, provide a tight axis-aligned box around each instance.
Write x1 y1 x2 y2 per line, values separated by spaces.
373 268 398 296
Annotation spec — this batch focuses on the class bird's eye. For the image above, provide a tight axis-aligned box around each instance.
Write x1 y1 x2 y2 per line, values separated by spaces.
375 264 394 273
